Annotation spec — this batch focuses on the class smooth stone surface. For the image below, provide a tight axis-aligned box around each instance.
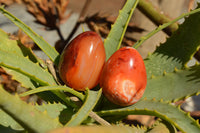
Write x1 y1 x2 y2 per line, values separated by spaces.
59 31 106 91
100 47 147 106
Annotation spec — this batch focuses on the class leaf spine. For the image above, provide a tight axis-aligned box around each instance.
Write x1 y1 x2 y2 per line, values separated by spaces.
184 64 189 69
147 52 152 57
196 92 200 96
184 95 191 99
152 98 156 101
24 56 29 59
54 117 60 122
119 10 122 14
150 74 155 79
163 70 167 76
159 99 163 102
174 67 179 72
43 110 48 115
143 97 147 100
196 119 199 125
186 112 190 117
177 105 181 110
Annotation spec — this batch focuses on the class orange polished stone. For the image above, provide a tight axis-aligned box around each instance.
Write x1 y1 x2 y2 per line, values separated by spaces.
100 47 147 106
58 31 106 91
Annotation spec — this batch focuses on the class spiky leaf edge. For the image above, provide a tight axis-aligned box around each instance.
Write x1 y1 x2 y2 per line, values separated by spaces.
97 99 200 133
0 85 63 132
0 6 60 66
104 0 139 60
65 89 102 126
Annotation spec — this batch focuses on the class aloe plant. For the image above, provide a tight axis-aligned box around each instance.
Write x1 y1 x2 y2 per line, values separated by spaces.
0 0 200 132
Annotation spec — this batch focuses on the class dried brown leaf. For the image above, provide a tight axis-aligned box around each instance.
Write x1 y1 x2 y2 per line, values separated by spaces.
0 0 22 6
85 13 144 46
23 0 70 29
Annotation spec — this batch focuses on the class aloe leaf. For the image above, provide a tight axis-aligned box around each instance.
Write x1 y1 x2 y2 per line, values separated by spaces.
0 28 46 68
65 89 102 126
143 65 200 102
104 0 139 60
97 99 200 133
0 48 79 107
35 102 76 125
0 125 24 133
48 125 146 133
17 41 47 68
35 102 67 119
134 6 200 49
0 109 24 131
20 85 85 101
0 29 24 55
0 86 63 132
0 7 60 65
0 29 42 88
0 29 74 107
0 49 56 86
6 69 39 89
144 5 200 78
148 120 177 133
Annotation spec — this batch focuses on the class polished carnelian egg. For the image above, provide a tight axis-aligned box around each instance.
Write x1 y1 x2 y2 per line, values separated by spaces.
100 47 147 106
58 31 106 91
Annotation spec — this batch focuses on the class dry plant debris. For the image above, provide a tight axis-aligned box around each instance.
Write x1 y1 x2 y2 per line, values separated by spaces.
0 0 22 6
9 30 35 49
0 67 36 102
0 67 18 92
84 13 145 46
23 0 70 29
124 115 155 127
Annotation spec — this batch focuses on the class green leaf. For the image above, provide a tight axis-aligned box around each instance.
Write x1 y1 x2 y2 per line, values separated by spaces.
148 120 177 133
0 86 63 132
134 6 200 49
97 99 200 133
0 29 41 88
143 65 200 102
0 29 46 66
35 102 75 125
48 125 146 133
35 102 67 119
65 89 102 126
144 5 200 78
104 0 139 60
0 109 24 131
0 29 23 55
4 69 38 89
0 49 56 86
19 86 84 108
20 85 85 101
0 29 75 107
0 125 25 133
0 6 60 65
17 41 47 68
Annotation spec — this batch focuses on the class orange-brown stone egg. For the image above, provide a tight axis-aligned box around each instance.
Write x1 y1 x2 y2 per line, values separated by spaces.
58 31 106 91
100 47 147 106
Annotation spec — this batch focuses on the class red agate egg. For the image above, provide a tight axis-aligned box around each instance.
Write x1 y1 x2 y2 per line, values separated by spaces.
100 47 147 106
58 31 106 91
